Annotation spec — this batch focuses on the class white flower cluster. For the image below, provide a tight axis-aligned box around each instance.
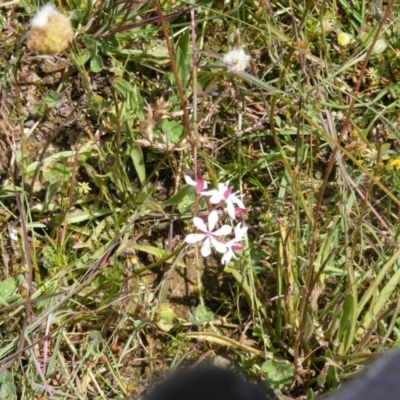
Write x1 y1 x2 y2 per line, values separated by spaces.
223 48 251 73
184 176 247 265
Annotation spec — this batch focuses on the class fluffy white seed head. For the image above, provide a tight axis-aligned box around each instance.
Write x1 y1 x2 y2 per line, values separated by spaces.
27 3 73 54
223 48 251 73
31 4 61 27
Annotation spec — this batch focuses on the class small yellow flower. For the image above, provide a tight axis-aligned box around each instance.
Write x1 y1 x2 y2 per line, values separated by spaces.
130 256 138 264
337 32 352 47
366 67 379 83
389 159 400 171
77 181 91 194
354 141 367 157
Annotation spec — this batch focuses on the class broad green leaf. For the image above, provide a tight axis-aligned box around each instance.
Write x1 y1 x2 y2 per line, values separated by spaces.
67 209 112 224
130 145 146 185
160 185 192 207
114 78 136 98
358 26 378 47
0 371 17 400
337 293 355 355
90 54 104 73
0 278 16 305
162 120 184 144
325 349 340 388
261 359 294 390
76 49 91 66
307 389 315 400
82 36 97 50
44 180 62 211
130 244 169 260
116 47 169 61
177 186 197 213
175 30 191 88
188 305 213 326
44 91 62 108
87 332 102 356
157 303 175 332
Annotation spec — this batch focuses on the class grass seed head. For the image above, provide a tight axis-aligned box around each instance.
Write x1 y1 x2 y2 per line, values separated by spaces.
26 4 73 54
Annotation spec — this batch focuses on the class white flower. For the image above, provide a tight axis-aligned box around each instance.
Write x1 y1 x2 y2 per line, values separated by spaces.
221 223 247 265
184 175 208 194
223 48 251 73
185 210 232 257
201 182 246 219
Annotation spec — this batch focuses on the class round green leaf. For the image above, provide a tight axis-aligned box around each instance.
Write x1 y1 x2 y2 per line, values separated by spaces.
44 91 62 108
90 54 104 73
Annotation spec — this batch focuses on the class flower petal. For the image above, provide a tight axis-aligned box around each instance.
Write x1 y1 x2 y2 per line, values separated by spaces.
184 175 196 186
201 189 219 198
235 207 247 218
207 210 220 231
231 243 244 251
185 233 206 244
185 176 208 193
223 187 233 200
196 178 208 193
201 238 212 257
233 197 246 209
218 182 228 192
226 202 236 219
210 194 223 204
221 248 235 265
234 223 248 240
210 236 227 254
213 224 232 236
193 217 208 232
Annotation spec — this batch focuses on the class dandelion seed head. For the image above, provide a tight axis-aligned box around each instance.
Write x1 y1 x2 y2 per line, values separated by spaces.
223 48 251 73
31 4 60 27
27 4 73 54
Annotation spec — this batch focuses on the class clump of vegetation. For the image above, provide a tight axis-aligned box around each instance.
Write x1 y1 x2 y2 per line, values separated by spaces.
1 0 400 399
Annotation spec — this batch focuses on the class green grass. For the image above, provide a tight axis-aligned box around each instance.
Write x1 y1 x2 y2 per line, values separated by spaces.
1 0 400 398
